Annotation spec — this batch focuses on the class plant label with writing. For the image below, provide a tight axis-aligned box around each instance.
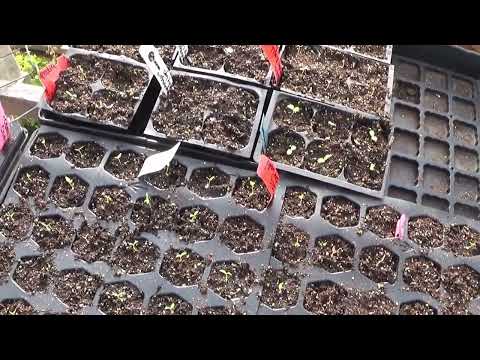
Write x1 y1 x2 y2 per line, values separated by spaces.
0 102 10 152
39 55 70 103
176 45 189 62
137 142 181 179
139 45 173 95
260 45 283 85
257 155 280 202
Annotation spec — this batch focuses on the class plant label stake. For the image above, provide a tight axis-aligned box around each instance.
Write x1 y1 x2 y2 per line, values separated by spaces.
39 54 70 103
260 45 283 85
257 155 280 203
176 45 189 62
0 102 11 152
395 214 407 240
137 142 181 179
139 45 173 95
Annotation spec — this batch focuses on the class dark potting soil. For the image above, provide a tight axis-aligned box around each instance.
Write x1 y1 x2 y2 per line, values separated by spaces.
444 225 480 257
66 141 106 168
442 265 480 304
331 45 389 60
89 186 131 222
266 129 305 167
232 176 270 211
52 269 102 311
151 75 257 150
159 248 207 286
365 206 400 238
148 294 193 315
12 255 55 294
282 187 317 219
176 206 219 243
403 257 441 297
408 216 445 249
143 160 187 190
131 195 177 233
311 107 353 141
32 216 75 250
207 261 256 300
399 301 437 315
187 167 231 198
220 216 265 254
0 244 14 283
110 236 160 275
198 306 242 315
51 55 149 128
30 133 68 159
0 299 36 315
72 222 115 263
105 150 146 181
13 166 50 209
185 45 270 82
273 99 314 133
49 175 88 208
281 46 390 116
302 140 345 177
98 282 144 315
311 235 354 273
359 246 398 284
272 224 309 265
260 268 300 309
0 202 33 241
320 197 360 227
344 149 386 191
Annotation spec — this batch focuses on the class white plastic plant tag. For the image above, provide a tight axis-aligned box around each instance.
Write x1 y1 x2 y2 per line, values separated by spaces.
137 142 181 179
176 45 189 61
139 45 173 95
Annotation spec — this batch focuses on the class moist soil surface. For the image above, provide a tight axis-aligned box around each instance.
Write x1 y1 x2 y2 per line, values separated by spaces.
89 186 131 222
176 206 219 243
131 195 177 233
311 235 354 273
0 299 36 315
365 206 400 238
359 246 398 284
105 150 145 181
30 133 67 159
220 216 264 254
66 141 106 168
408 216 445 248
281 46 390 116
49 175 88 208
14 166 50 209
441 265 480 314
282 187 317 218
51 55 149 128
302 140 345 177
272 224 309 265
148 294 193 315
266 129 305 167
399 301 437 315
0 244 14 283
12 255 55 294
273 99 314 133
151 75 257 150
403 257 441 297
98 282 144 315
72 222 115 263
184 45 270 82
32 216 75 250
207 261 256 300
320 197 359 227
187 167 231 198
143 160 187 190
52 270 102 311
260 268 300 309
444 225 480 257
159 248 207 286
311 106 353 141
110 236 160 275
232 176 270 211
331 45 389 60
0 202 34 241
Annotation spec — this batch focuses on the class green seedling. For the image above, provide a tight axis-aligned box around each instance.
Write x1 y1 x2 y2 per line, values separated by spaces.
369 163 376 172
127 240 140 253
465 239 477 251
78 65 87 80
319 241 328 247
38 221 53 233
165 302 176 313
103 194 114 204
219 269 232 282
176 251 188 260
278 282 285 292
298 192 305 206
65 90 77 100
287 104 301 114
248 180 257 197
328 121 336 127
164 164 170 176
286 145 297 156
39 137 47 148
4 211 15 222
293 238 301 248
189 210 200 223
144 193 152 207
369 129 378 143
64 176 75 190
205 176 216 189
113 153 122 162
74 145 86 158
317 154 333 164
111 290 127 302
26 173 32 182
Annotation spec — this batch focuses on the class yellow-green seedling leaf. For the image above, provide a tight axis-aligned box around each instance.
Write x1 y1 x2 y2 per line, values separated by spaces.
317 154 333 164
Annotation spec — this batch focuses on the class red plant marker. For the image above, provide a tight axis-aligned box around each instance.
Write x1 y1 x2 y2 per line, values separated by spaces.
261 45 283 85
395 214 407 240
0 102 10 152
257 155 280 203
39 54 70 103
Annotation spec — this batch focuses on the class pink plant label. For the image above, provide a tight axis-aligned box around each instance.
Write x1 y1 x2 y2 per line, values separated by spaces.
261 45 283 85
395 214 407 240
257 155 280 203
39 54 70 103
0 102 11 152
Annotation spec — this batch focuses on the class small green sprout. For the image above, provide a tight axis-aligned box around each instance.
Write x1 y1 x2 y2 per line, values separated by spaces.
127 240 140 252
369 129 378 143
286 145 297 156
26 173 32 182
65 90 77 99
176 250 188 260
38 221 53 233
164 164 170 176
219 269 232 282
369 163 376 172
189 210 200 223
104 194 114 204
278 282 285 292
293 238 301 248
114 153 122 161
287 104 301 114
74 145 86 158
5 211 15 221
40 137 47 147
328 121 336 127
465 239 477 250
248 180 256 197
64 176 75 190
298 192 305 206
205 176 216 189
144 193 152 207
111 290 127 302
317 154 333 164
165 302 176 313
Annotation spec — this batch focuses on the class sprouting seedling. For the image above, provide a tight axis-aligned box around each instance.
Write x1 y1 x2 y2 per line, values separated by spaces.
65 90 77 100
317 154 333 164
103 194 114 204
74 145 86 159
369 163 376 172
298 192 305 206
465 239 477 250
5 211 15 221
26 173 32 182
64 176 75 190
219 269 232 282
111 290 127 302
278 282 285 292
39 137 47 148
205 176 216 190
189 210 200 223
176 250 188 260
286 145 297 156
38 221 53 233
78 65 87 80
287 103 301 114
164 164 170 176
369 129 378 143
113 153 122 162
293 238 301 248
127 240 140 252
328 121 336 127
248 180 256 197
165 302 176 313
144 193 152 207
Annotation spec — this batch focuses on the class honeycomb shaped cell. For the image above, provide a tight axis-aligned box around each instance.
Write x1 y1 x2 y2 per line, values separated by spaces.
0 298 35 315
143 159 187 190
13 255 55 294
388 186 417 203
98 281 144 315
392 129 419 157
65 141 106 168
220 216 265 254
187 167 231 198
32 215 75 250
365 205 401 238
30 133 68 159
424 89 448 113
403 256 441 297
49 174 89 208
452 98 475 121
424 138 449 165
110 236 161 275
452 76 474 98
131 194 177 233
424 113 449 140
389 156 418 187
260 268 300 310
311 235 354 273
454 174 479 203
207 261 256 300
13 166 50 204
176 205 218 243
425 68 448 90
282 186 317 219
393 104 420 130
421 194 449 212
72 222 116 263
442 265 480 303
0 201 34 241
104 150 146 181
453 203 479 221
320 196 360 228
359 246 399 284
303 281 348 315
454 146 478 173
148 294 193 315
0 243 14 283
399 301 437 315
394 80 420 104
232 176 270 211
396 61 420 81
454 120 477 147
265 128 306 167
52 269 102 311
89 186 131 222
272 223 309 265
159 248 207 286
407 216 444 248
444 224 480 257
423 165 450 194
273 98 314 132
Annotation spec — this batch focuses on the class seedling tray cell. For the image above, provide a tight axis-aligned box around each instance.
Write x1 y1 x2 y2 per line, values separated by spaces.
320 45 393 64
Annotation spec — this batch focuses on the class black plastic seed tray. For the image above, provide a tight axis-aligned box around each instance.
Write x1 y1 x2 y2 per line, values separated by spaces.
386 54 480 221
37 47 160 135
254 90 393 199
319 45 393 64
256 171 480 315
0 123 283 315
143 69 268 160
